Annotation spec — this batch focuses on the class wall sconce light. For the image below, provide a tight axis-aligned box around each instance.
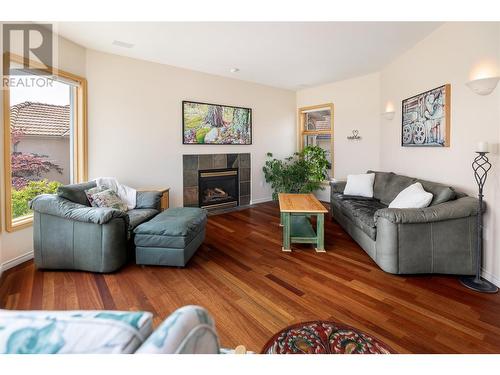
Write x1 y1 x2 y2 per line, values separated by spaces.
382 111 395 120
465 77 500 96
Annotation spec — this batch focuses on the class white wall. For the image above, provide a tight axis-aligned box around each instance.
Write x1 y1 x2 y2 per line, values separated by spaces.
380 22 500 284
296 73 381 201
0 30 87 271
85 50 296 208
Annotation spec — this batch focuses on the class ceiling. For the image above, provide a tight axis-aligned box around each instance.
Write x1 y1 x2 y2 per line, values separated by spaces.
56 22 442 90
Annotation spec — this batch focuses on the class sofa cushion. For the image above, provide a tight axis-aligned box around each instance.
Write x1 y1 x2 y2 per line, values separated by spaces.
127 208 159 230
333 196 386 239
417 179 456 206
0 309 153 354
136 191 162 210
368 171 415 205
57 181 97 206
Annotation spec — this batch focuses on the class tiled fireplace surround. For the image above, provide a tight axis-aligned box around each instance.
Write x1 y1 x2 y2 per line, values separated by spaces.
183 153 251 208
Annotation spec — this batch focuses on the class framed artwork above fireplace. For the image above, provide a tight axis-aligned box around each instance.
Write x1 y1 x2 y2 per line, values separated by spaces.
182 101 252 145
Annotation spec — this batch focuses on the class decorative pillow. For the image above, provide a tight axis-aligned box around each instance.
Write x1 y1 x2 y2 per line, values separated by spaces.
89 189 128 212
85 186 107 207
388 182 433 209
343 173 375 198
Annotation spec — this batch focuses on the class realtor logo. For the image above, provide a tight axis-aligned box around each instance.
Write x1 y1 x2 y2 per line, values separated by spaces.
2 23 54 77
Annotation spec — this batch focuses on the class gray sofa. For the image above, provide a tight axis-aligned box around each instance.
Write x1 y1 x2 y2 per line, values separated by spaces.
330 171 479 275
29 181 162 273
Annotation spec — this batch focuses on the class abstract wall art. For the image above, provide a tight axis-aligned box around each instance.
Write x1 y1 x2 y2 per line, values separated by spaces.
401 84 451 147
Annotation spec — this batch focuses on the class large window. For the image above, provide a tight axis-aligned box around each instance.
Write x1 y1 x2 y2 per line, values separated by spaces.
298 103 334 180
3 53 88 232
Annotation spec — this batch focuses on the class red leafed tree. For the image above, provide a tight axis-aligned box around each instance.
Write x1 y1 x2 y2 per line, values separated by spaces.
11 128 63 190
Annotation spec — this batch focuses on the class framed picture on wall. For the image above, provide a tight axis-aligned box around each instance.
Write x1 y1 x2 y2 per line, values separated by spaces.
182 101 252 145
401 84 451 147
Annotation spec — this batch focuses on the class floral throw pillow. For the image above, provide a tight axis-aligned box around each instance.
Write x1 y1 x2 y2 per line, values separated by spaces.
85 186 107 207
89 189 128 212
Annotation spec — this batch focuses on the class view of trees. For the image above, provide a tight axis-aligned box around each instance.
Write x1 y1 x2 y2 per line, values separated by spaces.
11 128 63 218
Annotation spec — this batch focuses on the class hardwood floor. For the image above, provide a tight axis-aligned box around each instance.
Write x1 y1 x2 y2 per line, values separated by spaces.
1 201 500 353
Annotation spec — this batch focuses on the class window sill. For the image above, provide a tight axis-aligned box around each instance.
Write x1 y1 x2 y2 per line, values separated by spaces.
7 214 33 232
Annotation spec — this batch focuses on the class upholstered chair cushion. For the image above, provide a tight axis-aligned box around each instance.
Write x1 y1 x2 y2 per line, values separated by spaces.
57 181 97 206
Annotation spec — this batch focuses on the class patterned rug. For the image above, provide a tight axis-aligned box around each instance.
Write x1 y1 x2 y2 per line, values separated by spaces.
261 321 395 354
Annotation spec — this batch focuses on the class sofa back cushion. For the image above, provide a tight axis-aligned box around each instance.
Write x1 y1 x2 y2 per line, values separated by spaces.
367 171 414 205
417 179 456 206
136 191 162 210
57 181 97 206
367 171 457 206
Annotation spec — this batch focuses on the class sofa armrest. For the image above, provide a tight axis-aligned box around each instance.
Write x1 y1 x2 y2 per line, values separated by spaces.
30 194 129 225
374 196 481 225
136 191 162 210
135 305 220 354
330 180 346 194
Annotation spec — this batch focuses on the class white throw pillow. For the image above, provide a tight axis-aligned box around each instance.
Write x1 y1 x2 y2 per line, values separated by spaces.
343 173 375 198
388 182 433 209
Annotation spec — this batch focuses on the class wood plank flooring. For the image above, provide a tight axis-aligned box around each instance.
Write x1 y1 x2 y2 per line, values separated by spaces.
1 201 500 353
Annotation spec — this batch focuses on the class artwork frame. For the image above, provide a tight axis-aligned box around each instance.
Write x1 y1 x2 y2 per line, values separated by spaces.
182 100 252 145
401 84 451 147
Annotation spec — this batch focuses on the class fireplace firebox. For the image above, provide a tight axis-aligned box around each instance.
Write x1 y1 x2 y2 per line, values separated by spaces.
198 168 239 210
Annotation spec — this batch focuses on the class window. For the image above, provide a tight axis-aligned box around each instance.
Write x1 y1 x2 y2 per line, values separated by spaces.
298 103 334 180
3 53 88 232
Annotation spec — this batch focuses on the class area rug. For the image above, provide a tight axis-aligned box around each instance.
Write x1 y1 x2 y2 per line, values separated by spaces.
261 321 395 354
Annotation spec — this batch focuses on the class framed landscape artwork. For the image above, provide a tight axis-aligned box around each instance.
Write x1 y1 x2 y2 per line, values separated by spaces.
183 101 252 145
401 84 451 147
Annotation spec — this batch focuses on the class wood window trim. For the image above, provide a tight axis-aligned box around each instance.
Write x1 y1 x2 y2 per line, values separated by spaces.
2 52 88 232
297 103 334 180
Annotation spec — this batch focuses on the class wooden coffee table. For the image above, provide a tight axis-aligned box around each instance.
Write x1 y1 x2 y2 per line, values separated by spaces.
278 193 329 253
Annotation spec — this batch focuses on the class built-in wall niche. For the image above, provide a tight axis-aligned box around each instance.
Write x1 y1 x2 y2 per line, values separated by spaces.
298 104 334 179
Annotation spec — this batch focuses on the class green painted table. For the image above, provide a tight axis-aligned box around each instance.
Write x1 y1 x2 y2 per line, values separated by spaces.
278 193 329 253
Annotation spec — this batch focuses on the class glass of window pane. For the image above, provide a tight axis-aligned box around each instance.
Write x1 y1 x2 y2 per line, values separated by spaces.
9 69 73 220
305 110 331 131
303 134 332 179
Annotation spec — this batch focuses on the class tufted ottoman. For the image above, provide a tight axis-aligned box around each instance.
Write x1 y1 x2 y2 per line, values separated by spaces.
134 207 207 267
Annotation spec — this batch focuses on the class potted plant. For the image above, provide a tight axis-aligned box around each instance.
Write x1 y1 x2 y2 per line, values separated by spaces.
262 146 329 200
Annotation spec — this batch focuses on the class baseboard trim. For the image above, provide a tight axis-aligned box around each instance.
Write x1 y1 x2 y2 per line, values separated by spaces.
0 251 34 277
482 267 500 287
250 197 273 205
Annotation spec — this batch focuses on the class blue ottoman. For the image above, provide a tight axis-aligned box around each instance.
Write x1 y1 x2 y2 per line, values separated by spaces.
134 207 207 267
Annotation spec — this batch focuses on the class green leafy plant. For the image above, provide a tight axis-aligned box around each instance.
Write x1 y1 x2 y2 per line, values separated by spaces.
12 179 62 219
262 146 329 200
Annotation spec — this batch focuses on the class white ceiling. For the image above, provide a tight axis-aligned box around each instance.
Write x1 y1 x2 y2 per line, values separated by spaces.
56 22 442 90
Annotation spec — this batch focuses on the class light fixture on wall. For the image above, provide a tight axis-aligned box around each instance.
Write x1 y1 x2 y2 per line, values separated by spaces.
382 101 395 120
465 77 500 96
382 111 395 120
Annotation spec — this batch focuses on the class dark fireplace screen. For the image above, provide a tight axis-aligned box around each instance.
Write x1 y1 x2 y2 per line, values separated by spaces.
198 168 239 209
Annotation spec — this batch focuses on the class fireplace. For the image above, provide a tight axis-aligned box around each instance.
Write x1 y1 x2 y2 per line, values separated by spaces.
198 168 239 210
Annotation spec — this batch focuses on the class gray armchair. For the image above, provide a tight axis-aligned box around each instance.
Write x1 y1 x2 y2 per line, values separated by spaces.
30 182 162 273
